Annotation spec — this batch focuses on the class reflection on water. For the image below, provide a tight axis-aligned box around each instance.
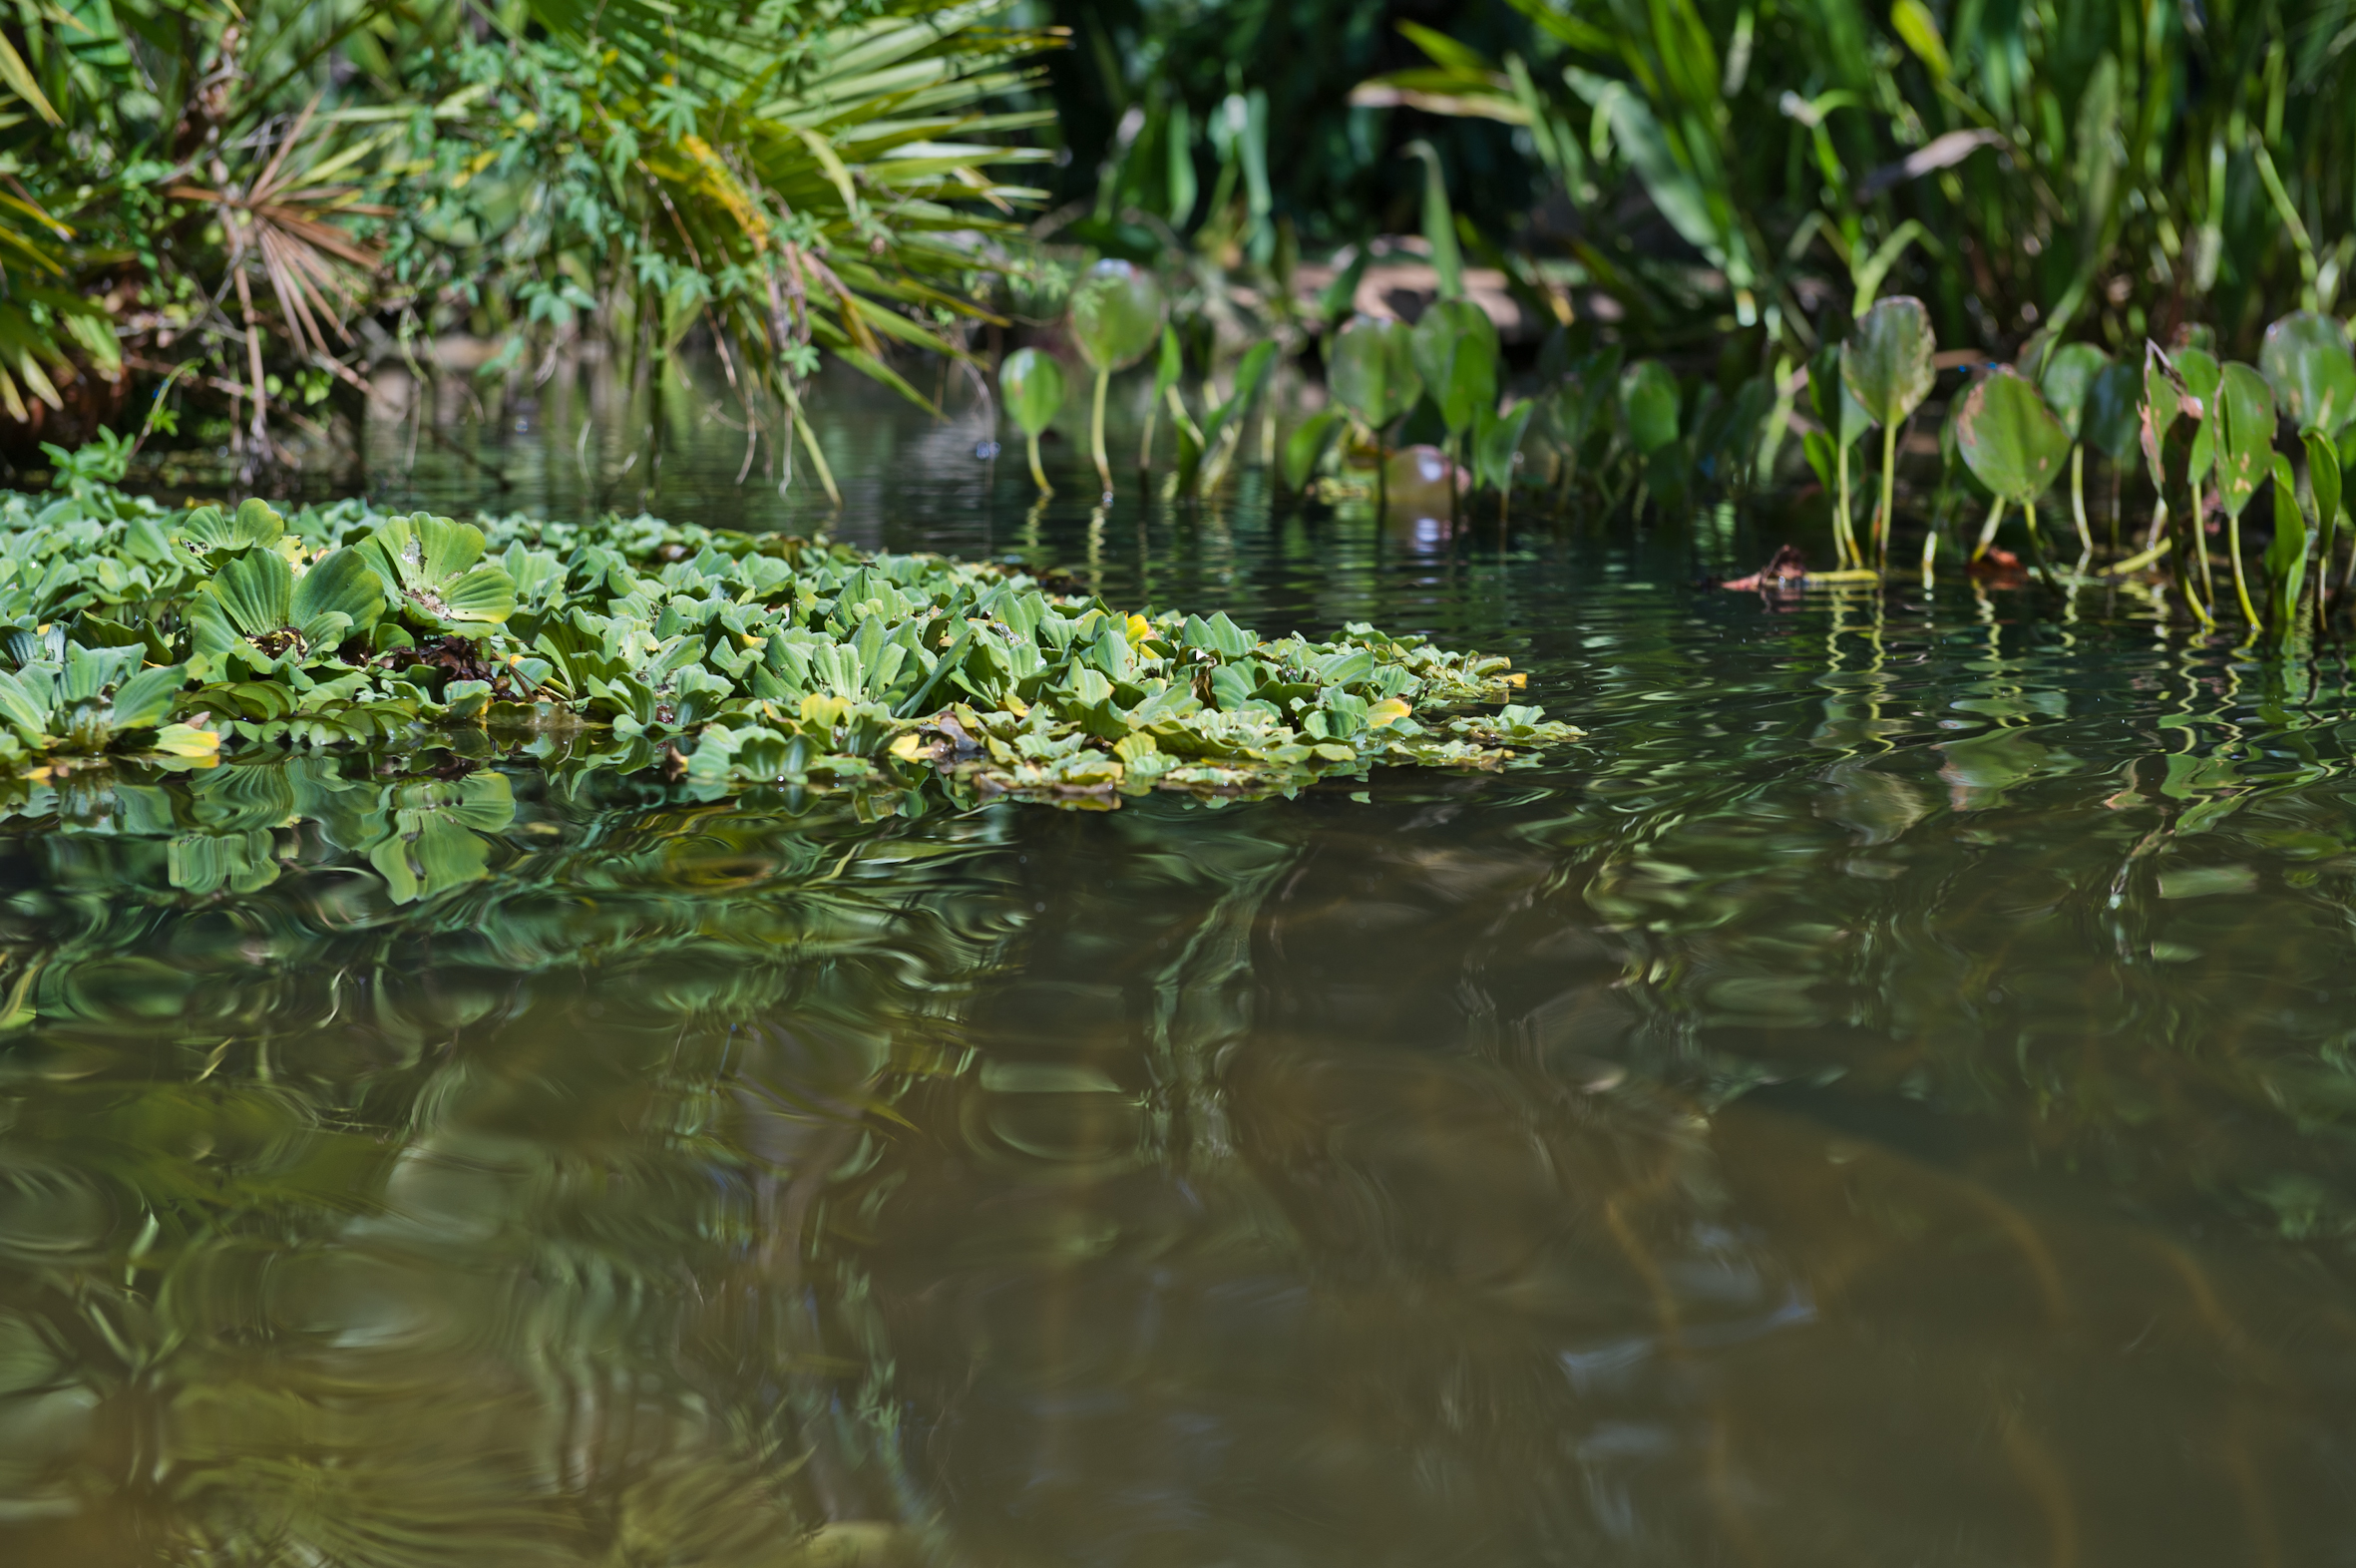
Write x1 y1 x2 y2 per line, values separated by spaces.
7 365 2356 1561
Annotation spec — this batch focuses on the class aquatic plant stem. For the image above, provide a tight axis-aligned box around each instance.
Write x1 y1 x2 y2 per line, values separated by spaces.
1920 511 1939 581
2228 512 2261 628
1973 495 2006 561
1026 433 1052 496
2071 446 2093 563
1090 370 1113 498
1835 442 1858 567
1137 394 1159 472
2193 481 2218 617
1875 419 1897 569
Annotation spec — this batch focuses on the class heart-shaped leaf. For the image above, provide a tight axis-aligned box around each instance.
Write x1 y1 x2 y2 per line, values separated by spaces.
1619 359 1681 457
2083 359 2144 463
1068 260 1166 373
1840 295 1936 428
1330 315 1421 429
2039 342 2112 441
1956 367 2070 504
1409 300 1498 438
2260 310 2356 436
999 348 1066 439
2212 361 2276 520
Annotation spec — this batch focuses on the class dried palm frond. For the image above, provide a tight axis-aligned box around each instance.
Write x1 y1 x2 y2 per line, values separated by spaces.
168 94 388 452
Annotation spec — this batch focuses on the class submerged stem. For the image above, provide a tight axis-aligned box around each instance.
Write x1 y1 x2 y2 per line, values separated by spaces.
1026 432 1052 496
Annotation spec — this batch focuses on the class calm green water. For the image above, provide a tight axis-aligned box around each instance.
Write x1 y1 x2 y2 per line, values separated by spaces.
7 365 2356 1565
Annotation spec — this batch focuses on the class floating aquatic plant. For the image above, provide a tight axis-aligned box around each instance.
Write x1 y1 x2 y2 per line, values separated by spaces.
0 482 1581 809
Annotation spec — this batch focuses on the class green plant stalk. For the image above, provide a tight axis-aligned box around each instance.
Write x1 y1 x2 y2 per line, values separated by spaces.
1026 433 1052 496
1836 443 1858 568
2227 512 2261 628
2071 447 2093 561
1091 370 1113 497
1973 495 2006 561
2193 482 2218 618
1137 396 1159 471
1920 508 1940 580
1875 419 1897 569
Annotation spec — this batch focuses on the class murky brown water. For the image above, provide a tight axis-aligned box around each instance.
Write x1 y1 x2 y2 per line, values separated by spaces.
6 363 2356 1564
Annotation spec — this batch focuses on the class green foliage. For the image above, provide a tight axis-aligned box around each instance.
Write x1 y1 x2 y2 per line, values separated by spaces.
1033 0 1540 254
2082 360 2145 466
1956 368 2070 506
1618 359 1680 457
1328 315 1420 433
1361 1 2356 368
1069 260 1167 373
1408 301 1500 440
2039 344 2113 443
1840 298 1935 431
2212 364 2277 522
2264 453 2309 647
0 477 1579 806
1000 349 1067 439
0 0 1055 464
1472 401 1536 493
2259 312 2356 437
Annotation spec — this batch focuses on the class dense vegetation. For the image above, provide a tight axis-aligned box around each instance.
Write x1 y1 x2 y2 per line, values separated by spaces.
0 468 1573 808
0 0 1055 482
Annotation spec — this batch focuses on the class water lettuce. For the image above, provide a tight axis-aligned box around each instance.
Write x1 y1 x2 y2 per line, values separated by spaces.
0 482 1580 807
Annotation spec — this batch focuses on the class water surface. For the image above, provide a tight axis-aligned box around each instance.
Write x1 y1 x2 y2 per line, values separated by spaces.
6 367 2356 1564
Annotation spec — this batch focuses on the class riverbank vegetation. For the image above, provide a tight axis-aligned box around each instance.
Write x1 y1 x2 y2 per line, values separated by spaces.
0 0 1055 485
13 1 2356 654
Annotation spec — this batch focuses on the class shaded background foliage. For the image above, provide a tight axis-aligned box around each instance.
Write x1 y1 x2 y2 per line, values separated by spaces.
1025 0 2356 367
1020 0 1546 246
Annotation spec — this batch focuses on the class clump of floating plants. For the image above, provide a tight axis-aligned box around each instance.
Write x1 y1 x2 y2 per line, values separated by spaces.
0 481 1578 804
